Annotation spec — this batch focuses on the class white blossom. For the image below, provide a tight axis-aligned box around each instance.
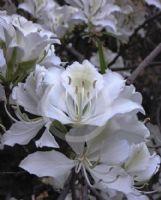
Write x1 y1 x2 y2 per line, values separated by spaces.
65 0 120 32
2 65 59 148
19 0 78 37
19 122 158 198
0 13 59 80
41 60 143 127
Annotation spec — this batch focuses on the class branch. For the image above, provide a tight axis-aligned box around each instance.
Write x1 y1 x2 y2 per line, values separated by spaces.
127 43 161 84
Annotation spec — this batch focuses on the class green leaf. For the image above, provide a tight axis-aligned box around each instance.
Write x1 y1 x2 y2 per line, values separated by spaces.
13 59 36 84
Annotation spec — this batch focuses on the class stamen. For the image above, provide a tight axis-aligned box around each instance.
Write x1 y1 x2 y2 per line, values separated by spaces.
4 103 18 122
82 166 95 188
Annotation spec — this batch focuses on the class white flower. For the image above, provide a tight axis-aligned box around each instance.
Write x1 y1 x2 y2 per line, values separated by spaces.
19 0 78 37
19 114 159 198
41 60 143 126
65 0 120 32
124 143 160 182
2 65 59 148
19 135 133 195
18 0 57 19
113 1 146 42
0 13 59 73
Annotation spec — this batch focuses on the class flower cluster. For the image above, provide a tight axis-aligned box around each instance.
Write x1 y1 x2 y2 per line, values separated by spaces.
0 1 160 200
2 60 160 199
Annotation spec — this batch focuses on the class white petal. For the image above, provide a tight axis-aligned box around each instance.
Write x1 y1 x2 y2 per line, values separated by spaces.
135 154 160 182
124 143 150 173
109 113 150 144
36 128 59 148
20 150 75 188
89 165 133 194
127 192 149 200
12 83 38 115
120 85 143 104
41 67 68 113
2 120 44 146
87 98 143 126
100 138 130 165
42 86 71 124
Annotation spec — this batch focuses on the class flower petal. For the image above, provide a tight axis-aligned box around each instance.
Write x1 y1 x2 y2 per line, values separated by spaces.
2 120 44 146
36 128 59 148
20 150 75 188
89 165 133 194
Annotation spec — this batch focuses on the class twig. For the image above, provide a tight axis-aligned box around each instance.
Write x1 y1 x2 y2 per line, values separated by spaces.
57 169 74 200
108 12 161 68
0 171 27 175
127 43 161 84
71 170 77 200
111 61 161 72
82 171 88 200
66 45 85 62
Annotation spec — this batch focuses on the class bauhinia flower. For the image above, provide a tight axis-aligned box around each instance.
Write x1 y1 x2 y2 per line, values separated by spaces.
19 120 159 198
65 0 120 32
41 60 143 126
2 65 59 148
0 13 59 82
124 143 160 182
19 0 78 37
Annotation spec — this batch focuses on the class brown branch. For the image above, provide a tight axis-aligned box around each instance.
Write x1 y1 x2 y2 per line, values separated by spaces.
127 43 161 84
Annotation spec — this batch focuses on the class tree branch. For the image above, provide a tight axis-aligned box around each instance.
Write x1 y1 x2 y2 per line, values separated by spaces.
127 43 161 84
